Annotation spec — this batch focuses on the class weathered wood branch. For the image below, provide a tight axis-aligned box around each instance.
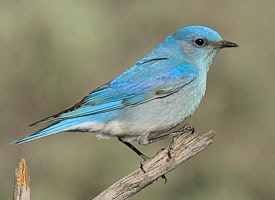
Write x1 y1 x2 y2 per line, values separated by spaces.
13 158 30 200
93 129 216 200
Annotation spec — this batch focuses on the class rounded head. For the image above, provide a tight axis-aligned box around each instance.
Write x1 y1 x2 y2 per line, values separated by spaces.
168 26 238 68
179 26 223 44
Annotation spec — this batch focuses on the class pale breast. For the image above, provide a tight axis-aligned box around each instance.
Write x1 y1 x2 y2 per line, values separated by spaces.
102 70 207 138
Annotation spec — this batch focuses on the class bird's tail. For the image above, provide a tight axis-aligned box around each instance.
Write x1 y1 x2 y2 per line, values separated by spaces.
10 120 78 145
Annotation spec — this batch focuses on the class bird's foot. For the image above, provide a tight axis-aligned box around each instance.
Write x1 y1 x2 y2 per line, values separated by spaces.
140 155 150 173
167 137 176 162
167 124 195 160
117 137 152 173
167 145 173 160
179 124 195 134
160 174 168 184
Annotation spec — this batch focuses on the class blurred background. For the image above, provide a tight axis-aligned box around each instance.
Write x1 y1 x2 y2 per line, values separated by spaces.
1 0 274 199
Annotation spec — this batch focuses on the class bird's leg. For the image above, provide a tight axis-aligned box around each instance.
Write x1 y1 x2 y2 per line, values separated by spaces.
148 124 195 160
179 124 195 134
148 124 195 144
118 137 150 173
118 137 149 161
168 124 195 159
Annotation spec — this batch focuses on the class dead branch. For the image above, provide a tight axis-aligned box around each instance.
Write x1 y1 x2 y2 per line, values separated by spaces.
14 158 30 200
93 129 215 200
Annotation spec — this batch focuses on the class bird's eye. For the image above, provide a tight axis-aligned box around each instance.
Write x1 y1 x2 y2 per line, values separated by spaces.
194 38 206 47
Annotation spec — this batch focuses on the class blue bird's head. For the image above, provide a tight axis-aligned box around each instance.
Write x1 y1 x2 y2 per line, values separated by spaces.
161 26 238 70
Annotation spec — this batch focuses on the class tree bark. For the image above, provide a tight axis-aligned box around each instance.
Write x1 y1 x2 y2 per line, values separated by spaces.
93 129 215 200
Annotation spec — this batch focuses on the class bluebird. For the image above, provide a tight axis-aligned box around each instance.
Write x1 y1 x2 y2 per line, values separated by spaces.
11 26 238 159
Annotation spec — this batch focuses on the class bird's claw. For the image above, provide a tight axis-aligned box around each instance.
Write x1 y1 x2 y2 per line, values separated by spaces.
167 139 175 161
140 154 150 162
140 162 146 173
167 146 173 160
189 125 195 134
140 155 150 173
161 174 168 184
180 124 195 134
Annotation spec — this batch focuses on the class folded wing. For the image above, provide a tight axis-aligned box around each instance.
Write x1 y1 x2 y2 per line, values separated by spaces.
31 58 198 125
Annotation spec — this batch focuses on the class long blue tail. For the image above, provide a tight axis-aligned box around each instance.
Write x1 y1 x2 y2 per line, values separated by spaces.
10 120 78 145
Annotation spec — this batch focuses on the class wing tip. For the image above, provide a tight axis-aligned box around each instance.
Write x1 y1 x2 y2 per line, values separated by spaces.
9 135 35 145
29 121 39 127
9 139 23 145
29 117 54 127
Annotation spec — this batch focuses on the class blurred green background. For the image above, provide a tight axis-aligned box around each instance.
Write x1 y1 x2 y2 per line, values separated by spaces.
1 0 274 199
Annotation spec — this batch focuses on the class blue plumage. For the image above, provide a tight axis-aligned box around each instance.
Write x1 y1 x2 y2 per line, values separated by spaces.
11 26 238 145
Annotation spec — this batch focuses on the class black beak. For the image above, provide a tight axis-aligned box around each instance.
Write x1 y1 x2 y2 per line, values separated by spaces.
216 40 239 48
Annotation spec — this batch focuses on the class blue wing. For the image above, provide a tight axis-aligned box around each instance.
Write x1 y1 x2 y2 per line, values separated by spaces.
31 58 198 125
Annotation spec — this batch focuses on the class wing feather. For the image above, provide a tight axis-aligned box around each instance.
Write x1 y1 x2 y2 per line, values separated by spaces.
31 58 198 125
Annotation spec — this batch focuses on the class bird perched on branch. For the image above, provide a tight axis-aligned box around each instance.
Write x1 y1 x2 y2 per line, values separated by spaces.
11 26 238 158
